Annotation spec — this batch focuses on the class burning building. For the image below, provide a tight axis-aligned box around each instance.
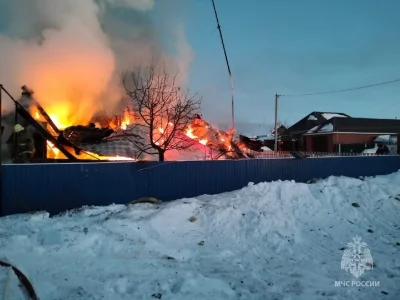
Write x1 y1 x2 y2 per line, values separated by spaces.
1 86 256 163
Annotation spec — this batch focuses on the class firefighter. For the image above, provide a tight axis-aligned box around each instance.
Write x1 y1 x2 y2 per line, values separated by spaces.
7 124 36 163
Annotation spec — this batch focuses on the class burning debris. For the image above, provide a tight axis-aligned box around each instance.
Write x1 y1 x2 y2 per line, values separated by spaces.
62 125 114 144
183 118 250 159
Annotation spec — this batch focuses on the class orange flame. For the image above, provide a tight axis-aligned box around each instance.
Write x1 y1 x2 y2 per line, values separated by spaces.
49 114 69 129
185 126 196 139
47 141 60 157
184 126 208 145
120 110 132 130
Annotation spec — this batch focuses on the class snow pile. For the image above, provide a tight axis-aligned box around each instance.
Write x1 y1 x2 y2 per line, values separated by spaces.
1 172 400 299
0 266 27 300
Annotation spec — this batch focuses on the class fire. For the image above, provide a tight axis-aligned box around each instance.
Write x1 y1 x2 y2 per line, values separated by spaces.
103 155 135 161
185 126 196 139
181 118 248 159
47 141 60 157
49 114 69 129
120 110 132 130
152 126 167 146
32 107 69 129
45 142 135 161
29 99 235 161
31 106 135 161
184 126 208 146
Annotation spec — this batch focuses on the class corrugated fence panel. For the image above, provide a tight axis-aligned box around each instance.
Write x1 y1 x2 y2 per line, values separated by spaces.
2 162 139 216
2 156 400 216
310 156 400 179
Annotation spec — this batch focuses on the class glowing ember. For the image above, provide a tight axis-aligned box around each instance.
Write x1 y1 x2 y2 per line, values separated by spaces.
46 141 135 161
104 155 135 161
199 139 208 145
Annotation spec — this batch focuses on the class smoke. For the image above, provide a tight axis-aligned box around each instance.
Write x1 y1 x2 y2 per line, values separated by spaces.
0 0 193 126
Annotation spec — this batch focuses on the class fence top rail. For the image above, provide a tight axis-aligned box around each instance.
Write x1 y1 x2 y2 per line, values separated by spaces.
2 154 400 167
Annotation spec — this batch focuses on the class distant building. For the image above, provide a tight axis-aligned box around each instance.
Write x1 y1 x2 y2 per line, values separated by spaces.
255 124 287 150
304 116 400 153
279 111 400 154
280 112 350 151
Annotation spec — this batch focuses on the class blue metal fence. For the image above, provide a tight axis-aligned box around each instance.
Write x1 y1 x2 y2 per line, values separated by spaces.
2 155 400 216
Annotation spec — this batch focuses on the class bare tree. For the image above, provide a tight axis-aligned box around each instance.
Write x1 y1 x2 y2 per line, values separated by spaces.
121 60 202 161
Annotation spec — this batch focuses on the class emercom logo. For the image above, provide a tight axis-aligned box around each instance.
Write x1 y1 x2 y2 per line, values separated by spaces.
334 236 379 288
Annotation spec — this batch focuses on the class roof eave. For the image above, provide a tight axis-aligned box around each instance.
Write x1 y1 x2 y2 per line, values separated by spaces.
305 131 400 136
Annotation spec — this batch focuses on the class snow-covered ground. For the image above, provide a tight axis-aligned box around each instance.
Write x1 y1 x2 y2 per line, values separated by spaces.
1 172 400 299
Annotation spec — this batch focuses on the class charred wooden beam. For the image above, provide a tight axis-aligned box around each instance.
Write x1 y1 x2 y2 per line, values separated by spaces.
20 85 60 135
36 103 60 135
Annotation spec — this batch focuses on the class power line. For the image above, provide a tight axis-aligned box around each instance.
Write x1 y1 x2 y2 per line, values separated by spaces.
281 78 400 97
211 0 235 130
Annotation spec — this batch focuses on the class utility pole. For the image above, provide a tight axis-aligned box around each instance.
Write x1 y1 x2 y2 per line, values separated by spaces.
211 0 235 130
274 94 279 152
